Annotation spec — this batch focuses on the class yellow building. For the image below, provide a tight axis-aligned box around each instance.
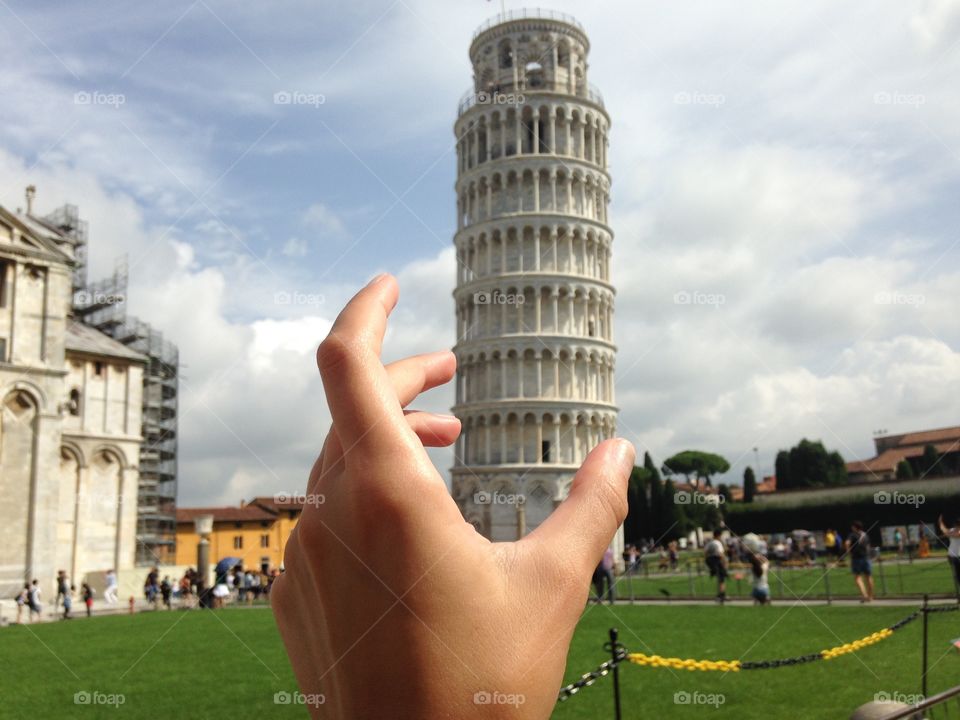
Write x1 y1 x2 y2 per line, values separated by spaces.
175 497 302 573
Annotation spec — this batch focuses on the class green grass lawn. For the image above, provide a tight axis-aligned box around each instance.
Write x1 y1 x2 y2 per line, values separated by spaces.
2 604 958 719
621 558 959 600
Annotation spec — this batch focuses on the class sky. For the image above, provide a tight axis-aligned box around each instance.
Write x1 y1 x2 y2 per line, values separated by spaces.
1 0 958 505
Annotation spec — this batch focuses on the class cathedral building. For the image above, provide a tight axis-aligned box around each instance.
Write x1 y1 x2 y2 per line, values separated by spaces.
0 187 145 605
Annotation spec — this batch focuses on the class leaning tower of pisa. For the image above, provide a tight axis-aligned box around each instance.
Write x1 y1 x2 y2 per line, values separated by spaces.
451 10 619 547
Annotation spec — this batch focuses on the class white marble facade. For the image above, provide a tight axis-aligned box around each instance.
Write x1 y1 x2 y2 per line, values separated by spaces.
451 12 620 555
0 198 144 604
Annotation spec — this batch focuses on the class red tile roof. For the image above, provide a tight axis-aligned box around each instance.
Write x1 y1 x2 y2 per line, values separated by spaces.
176 505 276 524
247 495 305 513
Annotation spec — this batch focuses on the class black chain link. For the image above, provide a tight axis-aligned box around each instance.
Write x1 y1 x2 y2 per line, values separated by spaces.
557 648 628 701
889 610 921 630
925 604 960 614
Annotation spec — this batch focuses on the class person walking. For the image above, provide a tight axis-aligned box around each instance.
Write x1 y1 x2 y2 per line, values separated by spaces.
15 584 29 624
592 547 615 604
62 585 74 620
55 570 68 610
160 577 173 609
28 579 42 622
750 553 770 605
938 514 960 597
845 521 874 602
81 583 95 617
704 529 728 603
104 569 119 604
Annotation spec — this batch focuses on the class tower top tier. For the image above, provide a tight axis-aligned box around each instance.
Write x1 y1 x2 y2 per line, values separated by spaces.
469 9 591 100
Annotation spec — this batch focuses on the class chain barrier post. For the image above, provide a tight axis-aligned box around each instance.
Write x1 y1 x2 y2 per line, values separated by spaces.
687 562 695 597
878 555 888 597
921 594 929 700
609 628 622 720
897 557 904 595
823 562 832 605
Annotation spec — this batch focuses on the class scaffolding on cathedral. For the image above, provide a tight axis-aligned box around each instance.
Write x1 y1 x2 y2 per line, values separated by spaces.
43 203 89 291
74 257 179 566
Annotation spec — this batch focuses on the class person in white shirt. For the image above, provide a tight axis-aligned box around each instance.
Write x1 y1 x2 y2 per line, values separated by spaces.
104 569 119 604
938 514 960 596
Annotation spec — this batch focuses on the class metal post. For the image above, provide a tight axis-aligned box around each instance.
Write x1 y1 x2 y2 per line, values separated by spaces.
688 562 695 597
197 537 210 609
878 555 887 597
823 562 832 605
629 564 635 605
922 595 929 700
609 628 623 720
898 558 904 595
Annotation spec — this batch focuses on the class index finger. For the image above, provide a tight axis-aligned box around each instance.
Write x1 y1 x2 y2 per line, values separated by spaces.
316 273 412 453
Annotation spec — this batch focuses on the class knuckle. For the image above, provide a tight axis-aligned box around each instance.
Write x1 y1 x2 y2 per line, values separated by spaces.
315 334 354 376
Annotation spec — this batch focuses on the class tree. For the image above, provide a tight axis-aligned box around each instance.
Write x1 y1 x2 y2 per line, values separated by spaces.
662 450 731 488
743 466 757 503
775 450 791 489
660 478 684 540
775 439 846 489
896 459 915 480
624 466 651 545
646 452 664 539
718 483 731 505
922 444 941 476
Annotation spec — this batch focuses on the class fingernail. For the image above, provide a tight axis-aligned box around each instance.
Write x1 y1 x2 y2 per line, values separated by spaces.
612 439 636 474
367 272 389 287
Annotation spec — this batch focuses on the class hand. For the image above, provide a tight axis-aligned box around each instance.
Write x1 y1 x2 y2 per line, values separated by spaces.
271 274 635 719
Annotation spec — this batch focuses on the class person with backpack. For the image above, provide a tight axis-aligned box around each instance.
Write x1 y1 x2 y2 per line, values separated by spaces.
81 583 95 617
845 521 874 602
704 529 728 603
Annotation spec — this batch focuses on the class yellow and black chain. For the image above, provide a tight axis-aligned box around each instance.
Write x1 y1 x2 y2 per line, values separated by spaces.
626 607 952 673
558 604 958 700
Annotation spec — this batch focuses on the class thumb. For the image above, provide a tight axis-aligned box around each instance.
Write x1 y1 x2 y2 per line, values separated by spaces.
525 439 635 577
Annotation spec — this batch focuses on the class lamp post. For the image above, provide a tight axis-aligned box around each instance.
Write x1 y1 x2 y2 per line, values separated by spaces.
753 447 760 478
194 514 214 609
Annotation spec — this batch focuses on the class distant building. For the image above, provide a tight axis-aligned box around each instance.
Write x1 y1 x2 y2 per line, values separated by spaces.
847 425 960 483
175 497 303 572
1 188 146 601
